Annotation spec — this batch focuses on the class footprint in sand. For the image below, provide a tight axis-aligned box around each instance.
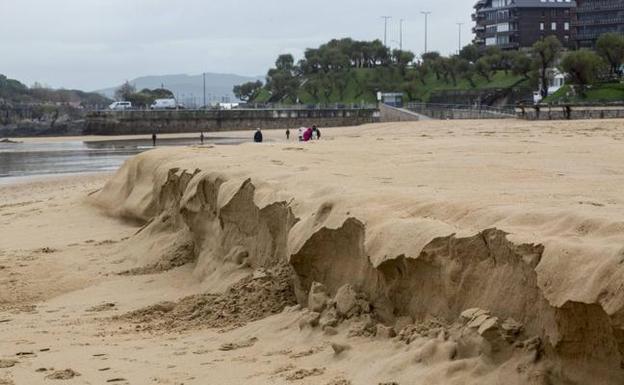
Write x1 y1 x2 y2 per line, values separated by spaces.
218 337 258 351
284 368 325 381
0 360 17 368
326 378 352 385
45 369 80 380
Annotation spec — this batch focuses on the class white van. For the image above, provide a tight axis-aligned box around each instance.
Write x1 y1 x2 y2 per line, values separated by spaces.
109 101 132 110
150 98 178 110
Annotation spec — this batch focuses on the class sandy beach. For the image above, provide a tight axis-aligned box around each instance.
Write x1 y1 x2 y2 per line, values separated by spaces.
1 119 624 385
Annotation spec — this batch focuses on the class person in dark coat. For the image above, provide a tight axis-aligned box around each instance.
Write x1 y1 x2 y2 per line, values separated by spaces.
254 128 263 143
152 132 157 147
286 128 290 140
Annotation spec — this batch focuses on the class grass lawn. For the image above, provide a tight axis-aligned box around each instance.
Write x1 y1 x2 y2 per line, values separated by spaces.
546 82 624 103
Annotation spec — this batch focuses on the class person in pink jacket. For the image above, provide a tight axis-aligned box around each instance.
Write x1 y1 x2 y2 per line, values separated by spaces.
303 127 313 141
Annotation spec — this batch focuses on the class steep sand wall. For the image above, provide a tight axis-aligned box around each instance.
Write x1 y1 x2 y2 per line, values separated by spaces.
93 146 624 383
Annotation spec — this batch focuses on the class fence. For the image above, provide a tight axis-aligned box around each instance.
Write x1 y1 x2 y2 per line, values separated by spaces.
406 102 516 120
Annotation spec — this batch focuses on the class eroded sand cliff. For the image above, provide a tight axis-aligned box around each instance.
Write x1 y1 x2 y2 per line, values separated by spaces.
91 121 624 384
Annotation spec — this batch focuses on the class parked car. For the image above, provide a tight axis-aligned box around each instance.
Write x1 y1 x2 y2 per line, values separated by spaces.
108 101 132 110
150 98 178 110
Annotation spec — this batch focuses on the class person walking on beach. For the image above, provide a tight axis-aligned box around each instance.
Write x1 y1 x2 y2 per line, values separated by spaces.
254 128 263 143
200 132 205 144
312 125 321 140
298 127 303 141
286 128 290 140
152 132 157 147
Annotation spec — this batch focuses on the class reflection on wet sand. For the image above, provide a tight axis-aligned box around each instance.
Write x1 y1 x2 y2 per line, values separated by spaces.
0 136 246 181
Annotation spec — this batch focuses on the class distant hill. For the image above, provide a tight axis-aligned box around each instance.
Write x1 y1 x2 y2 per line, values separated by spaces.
97 73 264 106
0 74 111 107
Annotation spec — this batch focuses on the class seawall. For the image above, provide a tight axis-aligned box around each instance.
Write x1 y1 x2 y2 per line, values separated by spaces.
85 108 378 135
517 104 624 120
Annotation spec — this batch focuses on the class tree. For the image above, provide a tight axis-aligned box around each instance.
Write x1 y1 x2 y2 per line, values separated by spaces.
475 57 494 81
560 49 607 97
413 61 429 85
510 51 533 80
531 36 563 98
115 81 136 101
266 54 300 103
459 44 480 63
596 32 624 76
422 52 442 80
456 58 477 88
233 80 263 102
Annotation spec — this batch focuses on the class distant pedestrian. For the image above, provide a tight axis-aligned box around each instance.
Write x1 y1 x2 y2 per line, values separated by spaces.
312 125 321 140
200 132 205 144
152 132 157 147
298 127 304 141
286 128 290 140
254 128 263 143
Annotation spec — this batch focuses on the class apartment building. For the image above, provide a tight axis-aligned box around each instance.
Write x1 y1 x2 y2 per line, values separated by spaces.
473 0 576 49
574 0 624 48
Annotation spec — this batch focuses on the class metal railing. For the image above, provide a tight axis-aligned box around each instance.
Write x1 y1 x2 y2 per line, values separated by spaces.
407 102 517 117
93 103 379 113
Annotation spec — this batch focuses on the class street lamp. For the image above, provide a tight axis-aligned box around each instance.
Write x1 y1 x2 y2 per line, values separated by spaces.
421 11 431 54
400 19 404 51
457 22 464 54
381 16 392 47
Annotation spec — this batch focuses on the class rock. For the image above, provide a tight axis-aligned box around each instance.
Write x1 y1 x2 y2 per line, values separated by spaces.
347 314 377 337
334 285 358 317
376 324 396 339
323 326 339 336
460 308 482 320
477 317 499 336
252 269 268 280
466 314 491 329
299 311 321 330
319 307 339 329
501 318 523 342
283 304 302 313
331 343 351 355
308 282 331 313
394 316 413 332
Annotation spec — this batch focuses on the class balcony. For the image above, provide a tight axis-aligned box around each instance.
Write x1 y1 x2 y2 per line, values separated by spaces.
576 1 624 13
572 16 624 27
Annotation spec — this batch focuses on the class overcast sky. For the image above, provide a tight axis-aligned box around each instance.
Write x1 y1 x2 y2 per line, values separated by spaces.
0 0 475 91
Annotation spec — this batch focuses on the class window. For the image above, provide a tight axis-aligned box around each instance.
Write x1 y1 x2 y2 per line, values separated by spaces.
540 22 545 31
564 22 570 31
551 22 557 31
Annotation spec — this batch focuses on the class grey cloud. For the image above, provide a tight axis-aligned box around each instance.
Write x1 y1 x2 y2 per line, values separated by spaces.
0 0 475 90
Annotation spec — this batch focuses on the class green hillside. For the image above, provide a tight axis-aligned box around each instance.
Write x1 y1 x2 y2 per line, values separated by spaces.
545 83 624 104
254 68 527 105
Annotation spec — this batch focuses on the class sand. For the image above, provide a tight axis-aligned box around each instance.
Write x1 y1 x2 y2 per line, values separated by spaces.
1 119 624 384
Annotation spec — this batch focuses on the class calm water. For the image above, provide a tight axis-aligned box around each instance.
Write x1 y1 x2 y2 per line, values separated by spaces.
0 136 246 184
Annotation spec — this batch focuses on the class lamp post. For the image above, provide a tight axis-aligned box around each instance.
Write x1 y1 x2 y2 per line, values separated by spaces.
421 11 431 53
400 19 404 51
381 16 392 47
203 72 206 109
457 22 464 54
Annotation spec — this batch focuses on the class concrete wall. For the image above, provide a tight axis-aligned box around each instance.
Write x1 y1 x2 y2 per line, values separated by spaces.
407 104 516 120
85 108 378 135
379 103 427 122
517 105 624 120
